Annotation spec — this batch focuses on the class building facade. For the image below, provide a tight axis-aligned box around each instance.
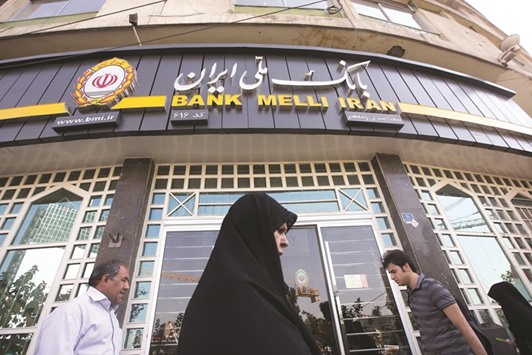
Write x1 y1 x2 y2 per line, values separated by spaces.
0 1 530 354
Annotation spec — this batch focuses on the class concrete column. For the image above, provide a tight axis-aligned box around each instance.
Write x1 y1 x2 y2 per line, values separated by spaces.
95 158 155 324
371 154 462 299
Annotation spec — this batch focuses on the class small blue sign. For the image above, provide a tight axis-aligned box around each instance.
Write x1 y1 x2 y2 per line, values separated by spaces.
401 213 415 224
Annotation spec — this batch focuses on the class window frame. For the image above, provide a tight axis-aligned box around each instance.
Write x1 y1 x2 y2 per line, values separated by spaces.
351 0 424 30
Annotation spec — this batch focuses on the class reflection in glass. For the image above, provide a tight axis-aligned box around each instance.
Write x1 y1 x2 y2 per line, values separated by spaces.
130 304 147 322
89 244 99 258
83 211 96 223
282 227 339 354
77 227 91 241
125 328 143 349
150 231 217 354
94 226 105 240
134 282 151 299
12 189 81 245
89 196 101 207
458 235 531 301
436 185 490 233
320 226 411 354
0 247 64 328
0 333 32 354
56 284 73 301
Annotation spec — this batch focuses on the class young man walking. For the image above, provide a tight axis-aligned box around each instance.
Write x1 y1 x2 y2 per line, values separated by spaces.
383 249 487 355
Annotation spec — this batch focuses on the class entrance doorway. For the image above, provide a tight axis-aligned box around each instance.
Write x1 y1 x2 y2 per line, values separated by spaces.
149 222 411 354
284 224 411 354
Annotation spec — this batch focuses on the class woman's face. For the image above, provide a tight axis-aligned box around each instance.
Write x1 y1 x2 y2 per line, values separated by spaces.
274 222 289 256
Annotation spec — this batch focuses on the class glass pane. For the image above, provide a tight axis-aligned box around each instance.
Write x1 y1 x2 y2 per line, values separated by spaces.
56 284 74 301
146 225 160 238
436 185 490 232
458 269 473 284
384 6 421 29
76 283 89 297
352 1 387 20
382 233 396 247
139 261 154 277
0 247 65 328
371 202 384 213
130 304 147 322
441 234 455 247
83 263 94 278
287 0 327 9
134 281 151 299
143 242 157 257
89 244 100 258
83 211 96 223
150 231 217 353
152 193 165 204
89 196 101 207
99 210 109 222
64 264 80 279
71 245 86 259
104 195 114 206
376 217 390 230
13 1 66 20
93 226 104 240
458 235 532 301
235 0 284 6
0 334 32 354
77 227 91 241
149 208 163 220
449 251 463 264
12 189 82 245
125 328 143 349
320 225 411 353
466 288 482 305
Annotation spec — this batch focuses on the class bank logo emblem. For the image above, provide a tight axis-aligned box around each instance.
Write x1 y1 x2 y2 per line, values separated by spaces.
72 57 136 110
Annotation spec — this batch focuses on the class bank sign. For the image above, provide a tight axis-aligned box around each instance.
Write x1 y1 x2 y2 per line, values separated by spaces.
50 56 403 131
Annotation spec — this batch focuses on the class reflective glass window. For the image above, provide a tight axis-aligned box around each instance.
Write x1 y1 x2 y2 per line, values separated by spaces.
436 185 490 233
0 247 65 328
12 189 82 245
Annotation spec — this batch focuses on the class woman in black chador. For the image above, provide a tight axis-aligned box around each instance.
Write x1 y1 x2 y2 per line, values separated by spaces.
176 193 321 355
488 281 532 355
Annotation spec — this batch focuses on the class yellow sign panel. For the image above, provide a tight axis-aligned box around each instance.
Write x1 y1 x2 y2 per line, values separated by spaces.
0 103 70 121
398 103 532 137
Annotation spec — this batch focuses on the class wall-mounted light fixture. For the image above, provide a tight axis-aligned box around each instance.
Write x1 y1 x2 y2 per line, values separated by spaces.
497 34 521 65
129 13 142 46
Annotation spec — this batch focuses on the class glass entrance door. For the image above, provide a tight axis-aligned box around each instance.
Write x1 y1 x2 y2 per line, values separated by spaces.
283 225 411 354
151 223 411 354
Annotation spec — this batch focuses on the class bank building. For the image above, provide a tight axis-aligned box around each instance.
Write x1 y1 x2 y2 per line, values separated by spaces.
0 0 530 354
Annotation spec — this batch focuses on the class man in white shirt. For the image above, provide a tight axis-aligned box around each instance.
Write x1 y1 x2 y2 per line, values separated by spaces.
34 259 130 355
